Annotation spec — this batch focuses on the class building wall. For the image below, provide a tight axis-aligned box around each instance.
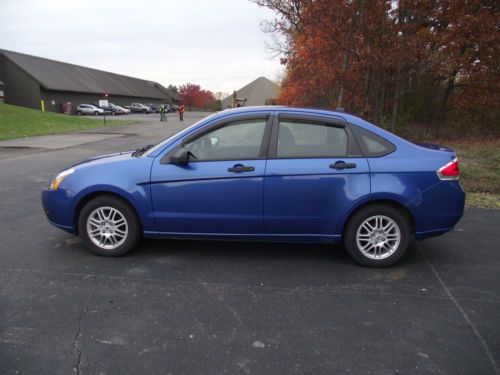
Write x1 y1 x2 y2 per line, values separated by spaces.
40 89 172 114
0 55 4 101
2 56 41 109
0 54 4 82
40 90 99 114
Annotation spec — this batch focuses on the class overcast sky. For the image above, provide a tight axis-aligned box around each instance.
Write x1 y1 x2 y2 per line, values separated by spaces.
0 0 282 95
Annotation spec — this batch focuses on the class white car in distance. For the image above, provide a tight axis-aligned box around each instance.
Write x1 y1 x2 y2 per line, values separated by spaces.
76 104 104 116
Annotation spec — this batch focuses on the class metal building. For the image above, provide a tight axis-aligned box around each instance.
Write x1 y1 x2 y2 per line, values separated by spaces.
221 77 280 109
0 49 178 113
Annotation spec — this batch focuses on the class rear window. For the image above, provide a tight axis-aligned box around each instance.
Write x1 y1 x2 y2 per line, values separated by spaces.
350 125 395 157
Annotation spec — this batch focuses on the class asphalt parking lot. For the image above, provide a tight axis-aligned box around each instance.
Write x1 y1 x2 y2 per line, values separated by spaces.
0 112 499 375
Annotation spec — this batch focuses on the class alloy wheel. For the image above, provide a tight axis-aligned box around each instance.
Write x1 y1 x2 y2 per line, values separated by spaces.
86 206 128 250
355 215 401 260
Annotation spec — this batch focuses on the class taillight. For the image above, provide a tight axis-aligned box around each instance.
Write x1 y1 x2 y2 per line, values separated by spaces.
437 158 459 180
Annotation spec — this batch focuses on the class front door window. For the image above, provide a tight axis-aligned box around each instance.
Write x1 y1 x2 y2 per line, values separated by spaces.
184 119 267 161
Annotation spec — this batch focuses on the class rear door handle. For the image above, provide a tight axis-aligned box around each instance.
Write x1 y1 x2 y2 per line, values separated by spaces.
228 164 255 173
329 161 357 169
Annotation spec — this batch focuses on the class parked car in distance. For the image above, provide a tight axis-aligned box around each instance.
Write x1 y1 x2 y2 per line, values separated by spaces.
42 106 465 267
169 104 178 112
92 102 115 115
113 104 131 114
144 103 161 113
76 104 104 116
125 103 153 113
106 103 129 115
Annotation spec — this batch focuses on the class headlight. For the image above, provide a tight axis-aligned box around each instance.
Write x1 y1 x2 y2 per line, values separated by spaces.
50 168 75 190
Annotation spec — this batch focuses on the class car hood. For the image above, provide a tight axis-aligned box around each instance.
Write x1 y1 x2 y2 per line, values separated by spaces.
70 150 135 168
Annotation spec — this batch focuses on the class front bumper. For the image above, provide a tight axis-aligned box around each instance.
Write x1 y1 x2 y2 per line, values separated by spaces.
41 189 76 233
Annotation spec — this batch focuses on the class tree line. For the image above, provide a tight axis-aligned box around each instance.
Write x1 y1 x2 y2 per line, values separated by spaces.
253 0 499 135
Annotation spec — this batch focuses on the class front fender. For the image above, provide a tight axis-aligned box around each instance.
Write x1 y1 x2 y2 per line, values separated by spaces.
71 184 156 232
55 155 155 232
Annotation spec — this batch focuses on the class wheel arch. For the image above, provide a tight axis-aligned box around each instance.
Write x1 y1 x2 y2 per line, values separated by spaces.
73 190 143 235
338 198 416 238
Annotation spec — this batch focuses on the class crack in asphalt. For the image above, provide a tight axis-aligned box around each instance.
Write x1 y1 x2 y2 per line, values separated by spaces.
72 277 95 375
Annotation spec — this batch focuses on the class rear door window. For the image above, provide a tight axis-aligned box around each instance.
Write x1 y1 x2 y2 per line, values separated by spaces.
276 119 348 158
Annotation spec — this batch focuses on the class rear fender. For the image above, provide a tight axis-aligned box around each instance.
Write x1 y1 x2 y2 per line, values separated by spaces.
336 193 416 235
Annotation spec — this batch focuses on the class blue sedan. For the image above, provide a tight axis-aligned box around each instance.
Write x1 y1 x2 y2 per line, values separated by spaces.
42 107 465 266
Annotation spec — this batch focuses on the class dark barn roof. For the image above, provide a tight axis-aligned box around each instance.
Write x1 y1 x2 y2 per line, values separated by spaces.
0 49 178 100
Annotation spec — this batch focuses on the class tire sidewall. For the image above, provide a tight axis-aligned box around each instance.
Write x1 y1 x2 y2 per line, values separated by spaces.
78 196 141 256
344 205 410 267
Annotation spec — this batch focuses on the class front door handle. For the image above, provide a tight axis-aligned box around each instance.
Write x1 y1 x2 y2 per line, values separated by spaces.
228 164 255 173
330 161 357 169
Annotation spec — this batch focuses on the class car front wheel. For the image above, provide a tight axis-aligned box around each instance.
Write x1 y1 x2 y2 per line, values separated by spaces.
78 196 141 256
344 205 410 267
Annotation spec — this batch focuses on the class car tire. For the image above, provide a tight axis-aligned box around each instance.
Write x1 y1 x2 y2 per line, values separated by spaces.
142 110 147 114
77 111 82 115
78 195 141 256
344 204 410 267
94 111 99 116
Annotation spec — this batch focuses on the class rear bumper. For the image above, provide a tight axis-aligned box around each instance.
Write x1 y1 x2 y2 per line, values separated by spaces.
41 189 76 233
407 180 465 240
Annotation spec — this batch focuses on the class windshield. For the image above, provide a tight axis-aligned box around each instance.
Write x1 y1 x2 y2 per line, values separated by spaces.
142 112 219 157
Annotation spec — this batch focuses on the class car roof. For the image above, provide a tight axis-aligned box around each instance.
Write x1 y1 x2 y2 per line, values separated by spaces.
218 106 405 143
146 106 408 158
220 105 368 126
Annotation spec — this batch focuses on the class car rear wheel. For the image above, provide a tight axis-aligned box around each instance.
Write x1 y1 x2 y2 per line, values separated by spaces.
344 205 410 267
94 111 99 116
76 111 82 115
78 196 141 256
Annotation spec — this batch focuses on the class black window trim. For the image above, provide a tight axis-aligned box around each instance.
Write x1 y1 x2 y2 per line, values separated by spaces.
160 112 274 164
267 113 363 159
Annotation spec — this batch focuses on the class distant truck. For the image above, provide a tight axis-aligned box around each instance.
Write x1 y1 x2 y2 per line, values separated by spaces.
125 103 153 114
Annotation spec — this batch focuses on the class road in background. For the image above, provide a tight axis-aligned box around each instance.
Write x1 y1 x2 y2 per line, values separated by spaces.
0 111 499 374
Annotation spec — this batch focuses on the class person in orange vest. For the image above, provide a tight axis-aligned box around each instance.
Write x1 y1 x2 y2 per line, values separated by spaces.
179 103 185 121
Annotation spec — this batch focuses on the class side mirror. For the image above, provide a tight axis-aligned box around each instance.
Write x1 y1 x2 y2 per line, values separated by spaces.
168 148 190 165
210 136 219 146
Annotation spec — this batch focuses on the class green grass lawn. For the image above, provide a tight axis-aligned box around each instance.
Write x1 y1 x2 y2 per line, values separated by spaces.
448 140 500 209
0 102 137 140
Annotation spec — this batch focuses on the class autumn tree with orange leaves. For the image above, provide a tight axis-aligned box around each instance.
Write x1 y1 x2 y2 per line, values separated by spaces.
179 83 216 111
253 0 499 134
